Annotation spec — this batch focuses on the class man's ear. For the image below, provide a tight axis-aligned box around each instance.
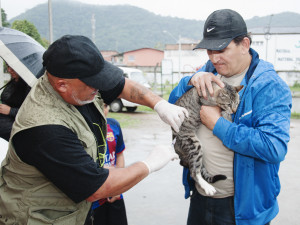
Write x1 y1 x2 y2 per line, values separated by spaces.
241 37 250 55
55 79 68 93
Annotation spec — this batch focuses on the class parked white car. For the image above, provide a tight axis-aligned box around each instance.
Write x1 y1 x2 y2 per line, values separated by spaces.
109 67 151 112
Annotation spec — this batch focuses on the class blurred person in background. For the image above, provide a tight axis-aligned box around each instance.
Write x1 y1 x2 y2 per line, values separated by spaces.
0 62 30 141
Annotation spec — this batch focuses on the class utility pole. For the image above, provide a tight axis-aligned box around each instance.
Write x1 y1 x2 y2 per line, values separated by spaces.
0 0 4 88
178 34 181 78
0 0 2 27
163 30 182 78
264 14 274 61
91 14 96 44
48 0 53 44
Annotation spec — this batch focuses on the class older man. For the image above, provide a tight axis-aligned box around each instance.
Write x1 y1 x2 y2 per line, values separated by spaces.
0 35 184 224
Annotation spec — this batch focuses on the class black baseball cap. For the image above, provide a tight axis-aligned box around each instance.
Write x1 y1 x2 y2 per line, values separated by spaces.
43 35 123 91
194 9 247 51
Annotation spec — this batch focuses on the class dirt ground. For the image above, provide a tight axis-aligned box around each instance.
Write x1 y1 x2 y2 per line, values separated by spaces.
120 111 300 225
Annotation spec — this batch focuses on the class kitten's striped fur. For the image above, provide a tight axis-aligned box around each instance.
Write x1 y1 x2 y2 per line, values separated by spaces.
173 82 243 195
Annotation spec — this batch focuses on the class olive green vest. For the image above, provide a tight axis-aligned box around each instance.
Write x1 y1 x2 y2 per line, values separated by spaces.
0 74 106 225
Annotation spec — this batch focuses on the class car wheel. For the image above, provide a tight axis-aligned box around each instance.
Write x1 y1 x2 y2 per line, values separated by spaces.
110 99 123 112
126 106 137 112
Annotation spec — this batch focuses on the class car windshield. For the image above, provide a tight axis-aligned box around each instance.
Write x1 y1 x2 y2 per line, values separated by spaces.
130 72 148 84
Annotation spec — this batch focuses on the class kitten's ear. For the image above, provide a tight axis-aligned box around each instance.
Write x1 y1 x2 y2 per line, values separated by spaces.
235 85 244 92
212 82 221 97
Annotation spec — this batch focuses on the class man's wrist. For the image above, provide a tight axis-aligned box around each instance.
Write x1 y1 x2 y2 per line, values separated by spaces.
213 117 231 141
210 115 221 130
153 99 166 111
140 161 151 174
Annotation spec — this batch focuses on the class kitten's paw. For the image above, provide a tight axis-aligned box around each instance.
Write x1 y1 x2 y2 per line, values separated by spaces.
196 174 216 196
202 183 217 196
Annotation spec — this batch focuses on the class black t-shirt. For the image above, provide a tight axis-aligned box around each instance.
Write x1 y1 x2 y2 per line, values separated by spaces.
12 77 125 203
100 77 125 105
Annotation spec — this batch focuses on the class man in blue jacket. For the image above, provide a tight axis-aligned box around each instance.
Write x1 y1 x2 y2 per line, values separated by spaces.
169 9 292 225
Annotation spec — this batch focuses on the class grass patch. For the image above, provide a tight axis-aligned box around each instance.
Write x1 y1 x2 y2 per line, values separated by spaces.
291 112 300 119
107 112 140 128
290 82 300 92
290 87 300 92
161 83 177 100
137 105 154 112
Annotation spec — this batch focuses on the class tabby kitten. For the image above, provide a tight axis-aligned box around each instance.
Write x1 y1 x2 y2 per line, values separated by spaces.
173 82 243 196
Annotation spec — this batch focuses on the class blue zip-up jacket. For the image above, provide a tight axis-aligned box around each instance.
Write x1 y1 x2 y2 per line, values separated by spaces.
168 49 292 225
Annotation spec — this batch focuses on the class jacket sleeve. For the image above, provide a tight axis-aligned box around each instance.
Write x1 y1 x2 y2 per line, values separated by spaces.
213 74 292 164
168 64 210 104
168 75 193 104
8 85 31 118
9 107 19 118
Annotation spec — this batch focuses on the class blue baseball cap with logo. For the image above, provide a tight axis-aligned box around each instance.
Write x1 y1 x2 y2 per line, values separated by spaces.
194 9 248 51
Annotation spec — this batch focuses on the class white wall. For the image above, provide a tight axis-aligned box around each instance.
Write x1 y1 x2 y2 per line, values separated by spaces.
252 34 300 71
163 49 208 74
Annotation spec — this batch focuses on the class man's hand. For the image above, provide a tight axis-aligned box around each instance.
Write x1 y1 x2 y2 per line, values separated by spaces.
0 104 11 115
107 195 121 203
154 100 189 132
190 72 224 98
200 105 221 130
142 145 179 174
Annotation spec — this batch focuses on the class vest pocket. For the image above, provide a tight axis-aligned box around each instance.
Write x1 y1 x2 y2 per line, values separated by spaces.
28 207 79 225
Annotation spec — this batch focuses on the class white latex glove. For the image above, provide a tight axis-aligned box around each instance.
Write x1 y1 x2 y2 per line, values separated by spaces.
142 145 179 174
154 100 189 132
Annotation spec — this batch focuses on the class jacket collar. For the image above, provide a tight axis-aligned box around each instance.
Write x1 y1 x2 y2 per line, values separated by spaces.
246 48 260 84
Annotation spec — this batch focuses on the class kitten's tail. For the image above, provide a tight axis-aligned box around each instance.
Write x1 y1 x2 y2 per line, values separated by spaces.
200 167 227 183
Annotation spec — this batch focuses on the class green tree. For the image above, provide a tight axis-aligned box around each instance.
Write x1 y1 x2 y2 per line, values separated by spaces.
1 8 10 27
41 37 50 48
11 20 48 48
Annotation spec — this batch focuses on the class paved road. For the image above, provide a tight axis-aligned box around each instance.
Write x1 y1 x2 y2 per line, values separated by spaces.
274 118 300 225
0 113 299 224
121 112 189 225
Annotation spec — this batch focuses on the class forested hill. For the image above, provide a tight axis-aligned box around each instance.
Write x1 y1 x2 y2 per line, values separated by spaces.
8 0 300 52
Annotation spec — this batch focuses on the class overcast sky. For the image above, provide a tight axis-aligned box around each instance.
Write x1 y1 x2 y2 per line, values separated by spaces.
2 0 300 20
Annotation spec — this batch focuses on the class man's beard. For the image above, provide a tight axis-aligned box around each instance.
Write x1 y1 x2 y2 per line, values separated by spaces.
71 90 95 105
